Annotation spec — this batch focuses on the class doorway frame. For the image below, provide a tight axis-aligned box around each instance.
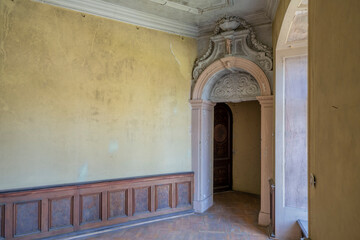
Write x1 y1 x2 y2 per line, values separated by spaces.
190 56 274 226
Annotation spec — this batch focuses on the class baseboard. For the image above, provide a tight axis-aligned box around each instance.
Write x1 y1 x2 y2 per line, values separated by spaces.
258 211 271 226
45 210 194 239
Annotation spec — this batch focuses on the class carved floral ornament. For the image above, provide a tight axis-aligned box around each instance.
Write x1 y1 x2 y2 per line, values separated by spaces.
192 16 273 88
210 72 260 102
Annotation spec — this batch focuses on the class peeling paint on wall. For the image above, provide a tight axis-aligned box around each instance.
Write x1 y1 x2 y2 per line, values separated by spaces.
0 0 197 190
78 163 88 182
108 140 119 154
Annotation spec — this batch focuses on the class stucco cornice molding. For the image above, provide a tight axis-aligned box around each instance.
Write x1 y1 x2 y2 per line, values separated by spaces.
33 0 199 38
265 0 280 20
199 11 272 37
32 0 275 39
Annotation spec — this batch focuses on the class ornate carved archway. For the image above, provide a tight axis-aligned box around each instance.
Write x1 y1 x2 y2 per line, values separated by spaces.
192 56 271 99
190 17 274 226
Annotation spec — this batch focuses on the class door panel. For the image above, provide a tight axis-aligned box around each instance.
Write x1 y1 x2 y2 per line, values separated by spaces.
213 103 232 192
275 50 308 239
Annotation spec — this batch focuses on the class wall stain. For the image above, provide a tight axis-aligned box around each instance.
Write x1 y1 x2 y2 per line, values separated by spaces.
0 1 15 70
108 140 119 154
94 89 105 102
0 0 197 190
91 107 99 116
77 163 88 182
52 8 75 79
90 22 100 54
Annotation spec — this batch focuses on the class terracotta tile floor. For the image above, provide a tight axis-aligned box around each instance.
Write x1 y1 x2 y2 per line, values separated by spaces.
84 191 269 240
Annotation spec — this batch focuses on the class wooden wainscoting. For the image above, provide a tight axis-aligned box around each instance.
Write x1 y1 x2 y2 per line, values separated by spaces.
0 172 194 240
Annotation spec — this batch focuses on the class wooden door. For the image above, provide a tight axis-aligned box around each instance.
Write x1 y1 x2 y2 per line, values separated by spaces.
213 103 232 192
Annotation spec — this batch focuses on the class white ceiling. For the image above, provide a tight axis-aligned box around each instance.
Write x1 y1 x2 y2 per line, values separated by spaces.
148 0 234 15
34 0 279 38
102 0 268 25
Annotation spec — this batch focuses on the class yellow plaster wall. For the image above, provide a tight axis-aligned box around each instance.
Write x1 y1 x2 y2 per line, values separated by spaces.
228 101 261 195
308 0 360 239
0 0 197 190
272 0 291 51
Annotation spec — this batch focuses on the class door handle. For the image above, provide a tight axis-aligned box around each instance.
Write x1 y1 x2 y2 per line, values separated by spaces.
310 173 316 188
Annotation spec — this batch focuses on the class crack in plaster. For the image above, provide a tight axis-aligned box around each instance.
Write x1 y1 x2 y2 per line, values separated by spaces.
53 9 75 78
170 42 181 66
90 23 100 54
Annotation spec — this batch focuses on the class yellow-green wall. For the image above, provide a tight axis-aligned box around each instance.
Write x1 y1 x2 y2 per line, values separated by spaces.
309 0 360 239
228 101 261 195
0 0 197 190
272 0 291 51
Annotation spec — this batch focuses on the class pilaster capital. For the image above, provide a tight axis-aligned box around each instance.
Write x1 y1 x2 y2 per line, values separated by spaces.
256 95 274 107
189 99 216 110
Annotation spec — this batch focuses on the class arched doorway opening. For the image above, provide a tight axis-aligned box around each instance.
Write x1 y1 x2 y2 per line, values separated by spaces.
190 56 273 226
213 103 233 193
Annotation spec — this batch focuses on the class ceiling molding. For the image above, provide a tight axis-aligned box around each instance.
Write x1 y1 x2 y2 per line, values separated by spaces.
198 11 272 37
149 0 234 15
245 11 272 25
33 0 200 38
33 0 274 39
265 0 280 20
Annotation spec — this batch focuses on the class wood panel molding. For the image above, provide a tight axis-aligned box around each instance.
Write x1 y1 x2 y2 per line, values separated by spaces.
155 184 172 211
0 172 193 240
14 201 41 237
0 204 5 239
49 196 74 230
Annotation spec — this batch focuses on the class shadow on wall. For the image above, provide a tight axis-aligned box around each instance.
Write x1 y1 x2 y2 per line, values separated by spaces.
227 101 261 195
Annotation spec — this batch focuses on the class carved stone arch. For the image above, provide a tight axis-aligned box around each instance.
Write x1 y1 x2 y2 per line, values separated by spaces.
192 56 271 100
190 57 273 227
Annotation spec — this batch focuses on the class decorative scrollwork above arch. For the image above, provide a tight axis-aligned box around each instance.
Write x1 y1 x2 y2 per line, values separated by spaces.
192 16 273 88
210 72 260 102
